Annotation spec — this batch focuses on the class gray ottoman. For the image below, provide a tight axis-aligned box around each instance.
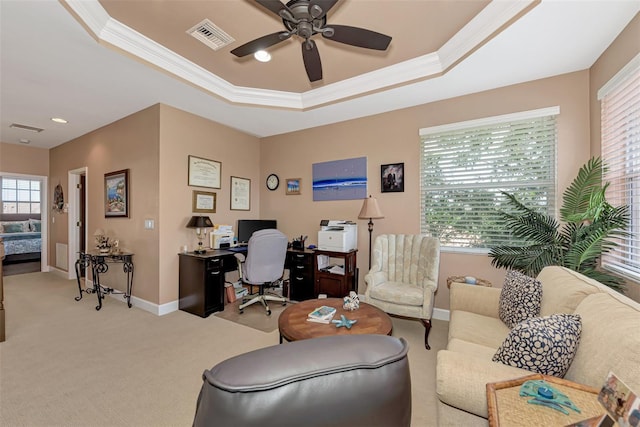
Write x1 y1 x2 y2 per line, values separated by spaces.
193 334 411 427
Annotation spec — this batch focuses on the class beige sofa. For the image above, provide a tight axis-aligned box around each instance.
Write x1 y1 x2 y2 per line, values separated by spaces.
436 266 640 426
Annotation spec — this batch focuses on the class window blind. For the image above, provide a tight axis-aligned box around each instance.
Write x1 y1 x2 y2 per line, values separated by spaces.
600 54 640 281
419 108 557 250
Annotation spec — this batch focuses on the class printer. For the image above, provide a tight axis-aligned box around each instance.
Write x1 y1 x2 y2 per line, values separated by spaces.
317 220 358 252
210 224 234 249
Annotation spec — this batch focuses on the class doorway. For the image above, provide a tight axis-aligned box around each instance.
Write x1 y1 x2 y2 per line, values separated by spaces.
68 168 87 280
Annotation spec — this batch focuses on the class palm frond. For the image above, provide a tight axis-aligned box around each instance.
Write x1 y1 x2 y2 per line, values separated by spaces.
560 157 605 222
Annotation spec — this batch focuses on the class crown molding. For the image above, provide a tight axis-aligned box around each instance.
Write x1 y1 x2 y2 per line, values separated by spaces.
63 0 535 110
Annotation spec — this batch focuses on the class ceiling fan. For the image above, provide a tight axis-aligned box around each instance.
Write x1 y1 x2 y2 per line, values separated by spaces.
230 0 392 82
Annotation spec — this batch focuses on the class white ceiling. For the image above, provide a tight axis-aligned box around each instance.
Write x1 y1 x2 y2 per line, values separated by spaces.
0 0 638 149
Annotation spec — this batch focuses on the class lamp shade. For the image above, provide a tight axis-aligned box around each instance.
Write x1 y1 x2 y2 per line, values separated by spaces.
186 216 213 228
358 195 384 219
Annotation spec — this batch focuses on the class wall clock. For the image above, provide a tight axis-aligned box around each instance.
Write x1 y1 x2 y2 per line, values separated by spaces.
266 174 279 191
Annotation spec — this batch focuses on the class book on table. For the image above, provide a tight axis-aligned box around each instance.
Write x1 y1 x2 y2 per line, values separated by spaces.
307 305 336 323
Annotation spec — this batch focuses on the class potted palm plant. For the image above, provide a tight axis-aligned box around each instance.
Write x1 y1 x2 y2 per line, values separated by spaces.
489 157 630 291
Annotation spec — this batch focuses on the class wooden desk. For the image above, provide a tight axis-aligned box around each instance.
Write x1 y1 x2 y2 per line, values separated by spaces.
178 250 239 317
486 374 604 427
278 298 392 343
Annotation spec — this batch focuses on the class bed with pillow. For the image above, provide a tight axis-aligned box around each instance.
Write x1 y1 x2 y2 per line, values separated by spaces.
0 215 41 264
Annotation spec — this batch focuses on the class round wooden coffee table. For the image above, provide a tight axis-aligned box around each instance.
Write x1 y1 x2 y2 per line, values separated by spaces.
278 298 393 343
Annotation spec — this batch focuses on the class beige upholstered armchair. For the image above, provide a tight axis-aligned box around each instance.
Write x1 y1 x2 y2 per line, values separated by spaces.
364 234 440 349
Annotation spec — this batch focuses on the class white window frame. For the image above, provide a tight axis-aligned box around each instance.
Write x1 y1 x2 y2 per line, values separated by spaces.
599 53 640 282
1 176 42 214
419 107 559 253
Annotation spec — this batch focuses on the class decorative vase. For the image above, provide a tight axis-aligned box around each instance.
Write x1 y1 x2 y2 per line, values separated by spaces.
99 247 110 254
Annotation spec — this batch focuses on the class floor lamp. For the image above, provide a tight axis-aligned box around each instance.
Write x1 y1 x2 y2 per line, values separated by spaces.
358 195 384 270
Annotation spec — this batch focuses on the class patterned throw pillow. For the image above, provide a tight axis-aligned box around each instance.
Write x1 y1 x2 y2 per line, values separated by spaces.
498 270 542 328
2 222 25 233
492 314 582 377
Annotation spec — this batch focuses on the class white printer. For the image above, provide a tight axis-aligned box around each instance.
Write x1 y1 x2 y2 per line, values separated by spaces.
317 220 358 252
210 224 235 249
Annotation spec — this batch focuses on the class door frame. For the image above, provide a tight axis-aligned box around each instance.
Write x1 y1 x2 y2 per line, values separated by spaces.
67 167 88 279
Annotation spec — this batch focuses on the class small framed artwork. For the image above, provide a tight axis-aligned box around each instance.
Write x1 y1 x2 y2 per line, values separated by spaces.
286 178 301 195
188 155 221 189
230 176 251 211
381 162 404 193
105 169 129 218
192 190 216 213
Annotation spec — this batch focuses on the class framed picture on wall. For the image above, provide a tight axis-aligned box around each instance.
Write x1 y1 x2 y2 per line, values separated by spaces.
188 155 221 189
104 169 129 217
230 176 250 210
286 178 301 195
192 190 216 213
381 163 404 193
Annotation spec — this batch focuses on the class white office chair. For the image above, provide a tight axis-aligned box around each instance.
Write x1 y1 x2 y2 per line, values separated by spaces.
235 229 288 315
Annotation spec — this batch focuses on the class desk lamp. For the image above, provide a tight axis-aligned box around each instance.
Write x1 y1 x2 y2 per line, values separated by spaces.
186 216 213 254
358 195 384 270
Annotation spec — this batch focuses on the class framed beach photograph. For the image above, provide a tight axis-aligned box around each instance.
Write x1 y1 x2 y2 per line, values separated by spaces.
188 155 221 189
104 169 129 218
381 162 404 193
192 190 216 213
230 176 250 210
286 178 301 195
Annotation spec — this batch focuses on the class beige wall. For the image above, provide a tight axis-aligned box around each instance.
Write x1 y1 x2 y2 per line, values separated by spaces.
49 105 161 304
46 104 261 307
158 105 261 305
0 142 49 176
43 14 639 311
260 71 591 310
589 13 640 302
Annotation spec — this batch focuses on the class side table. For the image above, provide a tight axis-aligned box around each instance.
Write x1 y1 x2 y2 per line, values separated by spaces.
486 374 605 427
75 251 134 310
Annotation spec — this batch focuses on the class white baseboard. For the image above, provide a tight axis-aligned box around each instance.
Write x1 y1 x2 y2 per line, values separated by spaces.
433 307 450 322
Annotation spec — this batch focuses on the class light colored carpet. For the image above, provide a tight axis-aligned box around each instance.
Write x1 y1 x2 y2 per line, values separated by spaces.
215 290 291 333
0 272 448 426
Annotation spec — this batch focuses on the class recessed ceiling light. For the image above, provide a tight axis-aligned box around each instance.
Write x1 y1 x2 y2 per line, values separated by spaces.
19 139 30 144
254 50 271 62
51 117 68 124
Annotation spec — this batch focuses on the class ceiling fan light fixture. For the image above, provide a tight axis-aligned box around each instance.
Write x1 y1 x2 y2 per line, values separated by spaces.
254 50 272 62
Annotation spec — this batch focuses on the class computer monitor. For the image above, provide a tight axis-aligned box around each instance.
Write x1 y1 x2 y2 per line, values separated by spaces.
237 219 277 244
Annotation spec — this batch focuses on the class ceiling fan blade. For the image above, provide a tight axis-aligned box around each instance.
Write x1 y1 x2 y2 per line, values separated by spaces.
301 40 322 82
230 32 290 57
308 0 339 19
322 24 392 50
255 0 295 22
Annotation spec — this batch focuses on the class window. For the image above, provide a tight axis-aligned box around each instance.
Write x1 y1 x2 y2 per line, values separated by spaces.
600 54 640 281
419 107 558 251
1 177 41 214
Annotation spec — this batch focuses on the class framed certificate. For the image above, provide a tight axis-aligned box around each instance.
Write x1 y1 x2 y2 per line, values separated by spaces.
230 176 250 211
192 190 216 213
188 155 221 189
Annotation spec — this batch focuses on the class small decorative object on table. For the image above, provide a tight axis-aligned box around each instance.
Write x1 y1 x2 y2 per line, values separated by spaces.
447 276 492 288
520 379 581 415
343 291 360 311
94 229 111 253
332 315 357 329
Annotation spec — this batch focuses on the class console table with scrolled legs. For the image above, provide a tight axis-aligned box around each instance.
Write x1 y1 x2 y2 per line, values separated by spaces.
75 251 134 310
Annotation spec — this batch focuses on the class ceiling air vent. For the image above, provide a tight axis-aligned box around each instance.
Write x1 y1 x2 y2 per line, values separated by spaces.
10 123 44 133
187 19 234 51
